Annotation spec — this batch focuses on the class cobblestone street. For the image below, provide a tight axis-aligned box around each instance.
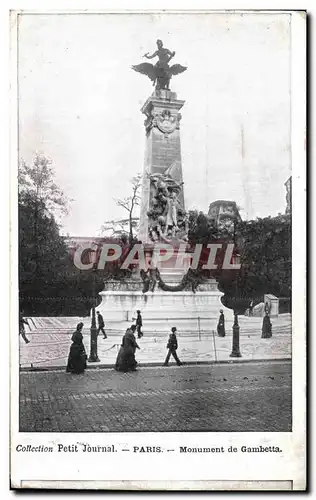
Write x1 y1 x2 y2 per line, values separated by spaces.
20 361 291 433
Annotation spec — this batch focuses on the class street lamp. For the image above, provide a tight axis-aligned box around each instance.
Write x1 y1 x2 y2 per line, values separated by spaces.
88 248 100 363
230 311 242 358
230 232 242 358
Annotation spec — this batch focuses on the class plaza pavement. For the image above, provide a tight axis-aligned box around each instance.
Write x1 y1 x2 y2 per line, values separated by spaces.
19 314 291 370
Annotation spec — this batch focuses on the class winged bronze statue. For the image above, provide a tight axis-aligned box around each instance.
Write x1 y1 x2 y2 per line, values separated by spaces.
132 39 187 91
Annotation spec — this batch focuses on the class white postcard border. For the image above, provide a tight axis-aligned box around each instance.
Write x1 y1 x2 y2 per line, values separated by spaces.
9 8 306 491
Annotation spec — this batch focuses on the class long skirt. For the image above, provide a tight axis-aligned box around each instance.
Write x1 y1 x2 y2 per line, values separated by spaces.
115 345 137 372
217 321 225 337
66 343 87 374
261 317 272 338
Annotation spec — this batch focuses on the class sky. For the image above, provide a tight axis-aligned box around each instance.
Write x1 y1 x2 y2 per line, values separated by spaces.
18 12 291 236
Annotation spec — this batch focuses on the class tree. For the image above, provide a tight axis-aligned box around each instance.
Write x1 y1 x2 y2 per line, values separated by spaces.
187 208 291 312
18 154 131 315
19 154 69 216
188 210 218 245
101 173 141 243
218 214 291 312
18 154 73 315
101 217 139 244
19 154 70 278
19 190 70 315
238 214 291 299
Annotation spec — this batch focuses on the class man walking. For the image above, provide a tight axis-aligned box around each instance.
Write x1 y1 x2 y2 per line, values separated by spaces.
136 310 143 339
163 327 182 366
96 311 107 338
19 311 30 344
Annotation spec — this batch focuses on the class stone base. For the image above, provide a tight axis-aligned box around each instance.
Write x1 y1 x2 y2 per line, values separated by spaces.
96 286 233 333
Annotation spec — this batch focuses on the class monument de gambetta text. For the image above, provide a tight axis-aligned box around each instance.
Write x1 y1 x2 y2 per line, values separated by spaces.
96 40 233 331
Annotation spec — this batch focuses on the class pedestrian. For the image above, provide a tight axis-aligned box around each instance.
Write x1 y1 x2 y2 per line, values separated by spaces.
217 309 225 337
66 322 87 374
115 325 140 372
163 327 182 367
261 312 272 338
96 311 107 338
19 311 30 344
249 300 254 317
264 301 271 315
136 310 143 339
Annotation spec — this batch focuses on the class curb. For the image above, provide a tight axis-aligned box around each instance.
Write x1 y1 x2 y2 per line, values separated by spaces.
20 357 292 373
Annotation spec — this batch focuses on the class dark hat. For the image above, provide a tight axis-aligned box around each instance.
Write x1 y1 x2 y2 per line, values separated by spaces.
171 327 177 332
137 310 141 313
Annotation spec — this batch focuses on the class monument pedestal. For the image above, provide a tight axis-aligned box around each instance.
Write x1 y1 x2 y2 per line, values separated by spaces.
96 279 233 333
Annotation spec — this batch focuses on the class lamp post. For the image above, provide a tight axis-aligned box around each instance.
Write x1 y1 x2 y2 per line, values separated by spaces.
230 312 242 358
88 249 100 363
230 239 242 358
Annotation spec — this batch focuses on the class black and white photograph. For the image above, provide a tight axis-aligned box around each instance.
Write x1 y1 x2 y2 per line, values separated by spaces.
10 8 306 490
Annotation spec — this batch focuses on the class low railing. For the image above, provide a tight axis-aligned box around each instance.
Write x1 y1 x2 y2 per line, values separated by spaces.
24 315 291 337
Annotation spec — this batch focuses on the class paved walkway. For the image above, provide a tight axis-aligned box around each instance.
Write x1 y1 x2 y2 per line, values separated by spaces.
23 314 292 336
20 332 291 369
19 315 291 369
19 361 292 432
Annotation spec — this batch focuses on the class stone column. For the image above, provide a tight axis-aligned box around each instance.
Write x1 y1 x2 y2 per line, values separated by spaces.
138 89 185 244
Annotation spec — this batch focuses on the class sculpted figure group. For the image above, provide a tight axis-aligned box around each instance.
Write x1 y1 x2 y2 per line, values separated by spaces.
140 268 159 294
147 171 188 242
140 266 205 294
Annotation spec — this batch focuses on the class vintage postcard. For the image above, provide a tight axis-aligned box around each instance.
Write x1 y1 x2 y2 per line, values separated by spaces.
10 9 306 490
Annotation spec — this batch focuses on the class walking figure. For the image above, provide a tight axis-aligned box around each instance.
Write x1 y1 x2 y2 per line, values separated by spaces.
249 300 254 317
136 310 143 339
261 312 272 338
217 309 225 337
19 311 30 344
163 327 182 366
264 301 271 315
115 325 140 372
66 322 87 374
96 311 107 338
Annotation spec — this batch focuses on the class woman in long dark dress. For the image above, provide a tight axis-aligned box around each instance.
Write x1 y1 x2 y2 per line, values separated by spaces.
115 325 140 372
66 322 87 374
261 313 272 338
217 309 226 337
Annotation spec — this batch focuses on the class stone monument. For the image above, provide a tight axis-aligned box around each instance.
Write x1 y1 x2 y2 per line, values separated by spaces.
96 40 233 332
